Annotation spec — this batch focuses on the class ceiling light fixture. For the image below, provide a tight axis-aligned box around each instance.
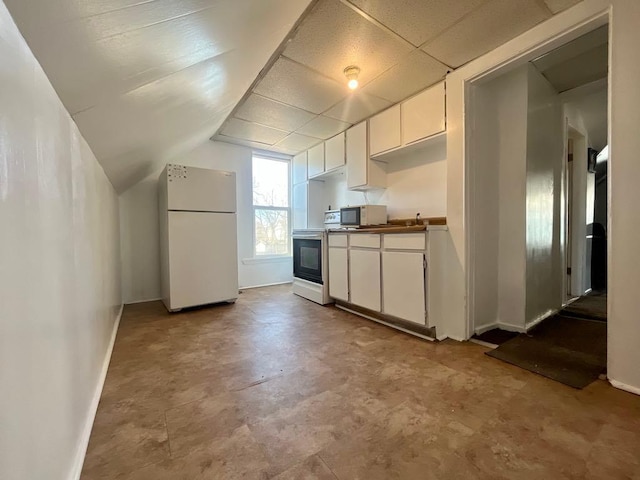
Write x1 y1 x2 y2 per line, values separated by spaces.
344 65 360 90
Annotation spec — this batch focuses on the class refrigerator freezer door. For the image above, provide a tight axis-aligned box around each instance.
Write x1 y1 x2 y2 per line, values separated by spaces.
166 211 238 310
167 165 236 213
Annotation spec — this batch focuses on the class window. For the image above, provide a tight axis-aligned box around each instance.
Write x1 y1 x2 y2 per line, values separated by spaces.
252 155 290 256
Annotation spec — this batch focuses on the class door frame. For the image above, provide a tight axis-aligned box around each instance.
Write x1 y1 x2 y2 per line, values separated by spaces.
459 7 611 339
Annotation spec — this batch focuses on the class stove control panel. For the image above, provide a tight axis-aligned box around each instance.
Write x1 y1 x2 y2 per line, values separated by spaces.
324 210 341 226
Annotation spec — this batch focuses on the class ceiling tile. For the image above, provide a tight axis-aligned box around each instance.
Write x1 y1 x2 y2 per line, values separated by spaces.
283 0 413 86
347 0 488 47
422 0 551 68
215 134 285 152
254 56 347 114
532 24 607 72
221 118 288 145
235 94 316 132
543 0 582 14
538 44 608 92
362 50 448 103
295 115 351 139
275 133 322 152
324 92 391 124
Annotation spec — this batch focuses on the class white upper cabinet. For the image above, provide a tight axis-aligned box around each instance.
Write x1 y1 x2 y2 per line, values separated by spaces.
369 104 401 156
346 121 386 191
307 142 325 178
292 152 307 185
401 82 445 146
324 132 345 172
346 122 368 189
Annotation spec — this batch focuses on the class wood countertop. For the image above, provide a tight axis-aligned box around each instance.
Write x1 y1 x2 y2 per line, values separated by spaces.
329 225 432 234
328 217 447 234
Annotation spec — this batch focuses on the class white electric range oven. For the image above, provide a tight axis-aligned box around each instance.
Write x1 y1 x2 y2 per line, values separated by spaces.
291 210 340 305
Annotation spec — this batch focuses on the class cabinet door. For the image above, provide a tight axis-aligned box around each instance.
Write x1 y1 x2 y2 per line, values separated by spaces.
369 104 401 155
401 82 445 145
325 132 345 171
308 143 325 178
293 152 308 184
382 251 426 324
346 122 368 189
292 182 308 230
349 248 381 311
328 247 348 301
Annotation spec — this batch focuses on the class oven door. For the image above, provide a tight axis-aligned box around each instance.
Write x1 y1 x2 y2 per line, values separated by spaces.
293 237 323 284
340 207 360 226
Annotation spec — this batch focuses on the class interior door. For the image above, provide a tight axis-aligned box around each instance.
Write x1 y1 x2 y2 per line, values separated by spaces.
168 211 238 310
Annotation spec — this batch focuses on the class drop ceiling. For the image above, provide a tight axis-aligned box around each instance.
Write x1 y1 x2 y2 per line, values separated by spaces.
532 25 608 93
213 0 582 155
4 0 582 192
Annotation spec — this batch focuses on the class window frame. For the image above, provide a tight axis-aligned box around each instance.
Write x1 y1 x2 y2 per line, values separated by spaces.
251 153 292 258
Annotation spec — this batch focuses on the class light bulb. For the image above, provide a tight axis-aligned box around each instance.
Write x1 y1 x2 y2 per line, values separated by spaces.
344 65 360 91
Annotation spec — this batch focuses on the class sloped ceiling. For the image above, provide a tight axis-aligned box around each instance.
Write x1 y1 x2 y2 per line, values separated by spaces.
4 0 313 192
5 0 582 192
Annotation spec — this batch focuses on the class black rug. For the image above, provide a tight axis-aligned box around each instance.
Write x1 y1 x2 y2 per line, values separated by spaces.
560 292 607 322
472 328 519 346
486 315 606 389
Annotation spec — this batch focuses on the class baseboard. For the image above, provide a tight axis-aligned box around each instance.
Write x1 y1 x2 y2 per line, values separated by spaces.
474 322 499 335
335 305 435 342
496 322 527 333
69 304 123 480
609 379 640 396
474 321 527 336
125 297 161 305
525 308 557 330
240 281 292 290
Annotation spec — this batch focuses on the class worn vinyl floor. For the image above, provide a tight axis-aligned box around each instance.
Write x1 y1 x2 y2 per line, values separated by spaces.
82 285 640 480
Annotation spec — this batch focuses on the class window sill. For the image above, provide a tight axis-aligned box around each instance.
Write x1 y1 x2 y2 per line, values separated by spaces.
242 256 292 265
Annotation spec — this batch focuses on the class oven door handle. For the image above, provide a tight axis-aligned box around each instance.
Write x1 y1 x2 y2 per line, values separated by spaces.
293 234 324 239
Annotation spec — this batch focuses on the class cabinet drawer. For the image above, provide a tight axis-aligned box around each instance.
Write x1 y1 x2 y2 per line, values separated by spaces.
384 233 426 250
350 234 380 249
328 234 348 247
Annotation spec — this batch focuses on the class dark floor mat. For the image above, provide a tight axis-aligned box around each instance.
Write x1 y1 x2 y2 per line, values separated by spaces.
473 328 519 346
486 316 606 389
560 292 607 321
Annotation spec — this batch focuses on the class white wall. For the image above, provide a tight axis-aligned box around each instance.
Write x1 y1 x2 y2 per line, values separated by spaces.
120 175 161 303
0 3 122 479
469 66 529 332
524 65 564 325
119 141 293 303
447 0 640 394
324 138 447 219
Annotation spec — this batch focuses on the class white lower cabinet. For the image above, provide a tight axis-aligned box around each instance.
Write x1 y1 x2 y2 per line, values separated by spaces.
349 248 381 311
382 251 426 325
328 247 348 301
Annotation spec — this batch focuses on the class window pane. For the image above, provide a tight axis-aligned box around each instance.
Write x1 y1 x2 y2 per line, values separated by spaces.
253 157 289 207
255 209 289 255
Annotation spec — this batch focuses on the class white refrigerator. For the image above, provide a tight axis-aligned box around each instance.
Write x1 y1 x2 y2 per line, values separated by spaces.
159 164 239 312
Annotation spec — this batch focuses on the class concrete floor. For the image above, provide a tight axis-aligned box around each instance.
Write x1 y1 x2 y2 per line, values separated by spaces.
82 285 640 479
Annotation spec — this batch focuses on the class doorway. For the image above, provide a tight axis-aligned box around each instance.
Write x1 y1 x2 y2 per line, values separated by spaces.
467 24 610 387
